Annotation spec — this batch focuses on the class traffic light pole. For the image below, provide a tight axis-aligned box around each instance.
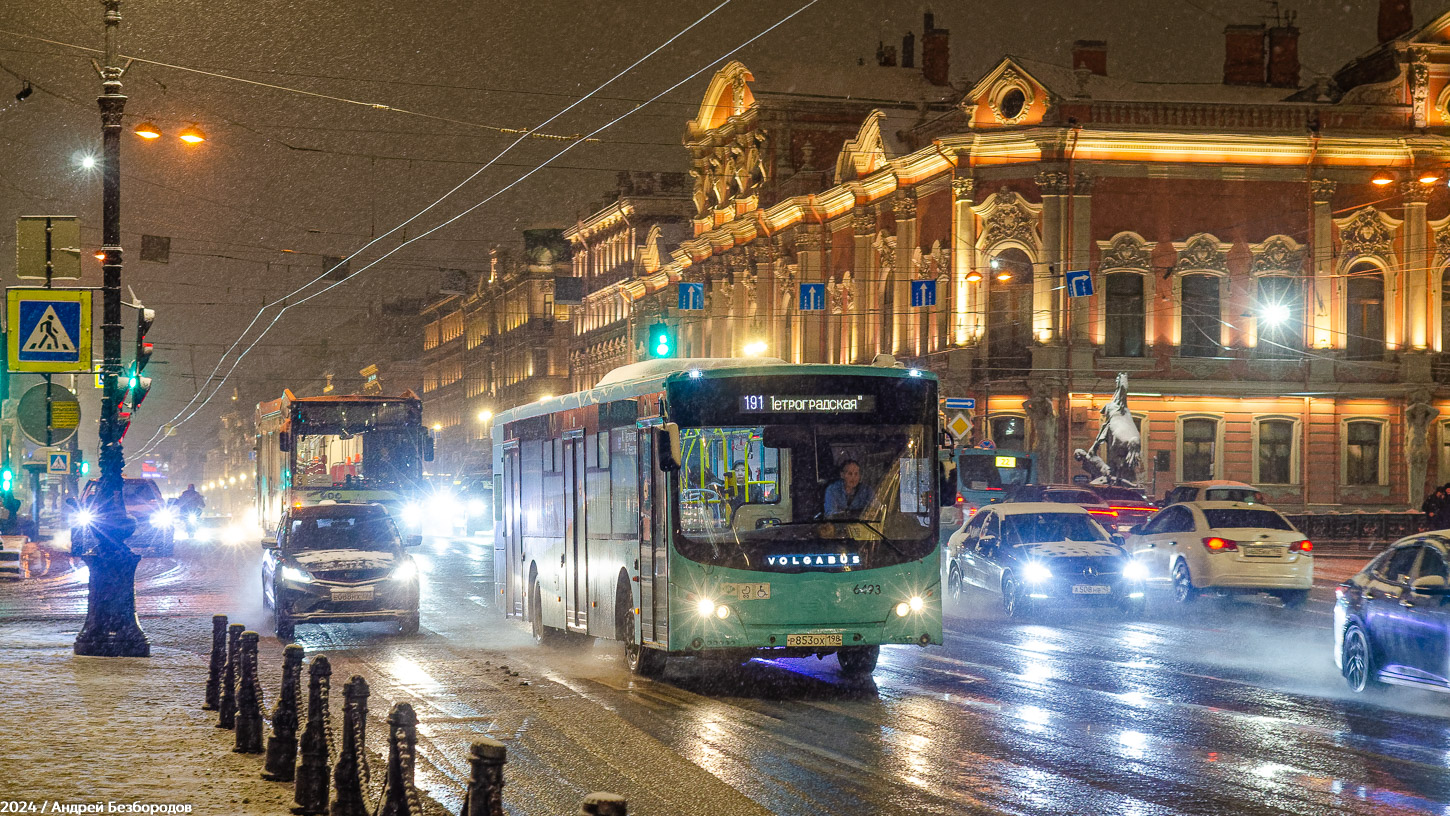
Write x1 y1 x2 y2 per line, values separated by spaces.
74 0 147 657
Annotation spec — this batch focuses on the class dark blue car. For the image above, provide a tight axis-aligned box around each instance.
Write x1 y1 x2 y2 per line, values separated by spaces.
1335 533 1450 693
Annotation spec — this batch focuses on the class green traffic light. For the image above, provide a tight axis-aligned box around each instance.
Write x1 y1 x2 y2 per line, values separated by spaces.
81 462 89 476
648 322 673 359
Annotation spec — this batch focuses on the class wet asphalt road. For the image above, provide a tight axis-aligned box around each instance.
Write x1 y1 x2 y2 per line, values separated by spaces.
5 534 1449 815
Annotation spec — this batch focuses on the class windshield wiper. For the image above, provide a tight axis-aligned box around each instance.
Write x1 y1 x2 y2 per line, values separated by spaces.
829 518 908 558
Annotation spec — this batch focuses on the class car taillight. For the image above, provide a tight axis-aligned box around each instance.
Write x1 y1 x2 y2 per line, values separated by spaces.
1334 586 1346 602
1088 508 1119 517
1202 537 1238 551
955 495 965 505
1110 506 1144 513
967 507 978 516
1292 540 1313 552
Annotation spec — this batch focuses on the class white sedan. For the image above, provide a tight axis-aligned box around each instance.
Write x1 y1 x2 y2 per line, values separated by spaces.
1126 501 1313 607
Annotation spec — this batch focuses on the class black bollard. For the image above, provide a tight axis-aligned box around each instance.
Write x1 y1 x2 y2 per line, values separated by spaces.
578 793 627 816
218 622 244 729
263 644 305 782
375 703 421 816
462 738 507 816
292 655 333 816
330 675 370 816
203 614 227 710
234 631 266 753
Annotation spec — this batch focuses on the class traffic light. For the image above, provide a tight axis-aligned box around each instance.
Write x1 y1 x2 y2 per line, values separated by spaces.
128 306 155 411
80 460 89 476
648 322 674 359
117 409 132 440
2 468 12 493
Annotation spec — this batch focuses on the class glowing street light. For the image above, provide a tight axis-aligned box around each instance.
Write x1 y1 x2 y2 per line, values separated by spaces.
1259 302 1291 326
177 123 206 144
743 340 768 356
133 120 161 139
477 409 493 423
432 423 442 431
1371 170 1394 186
80 154 97 170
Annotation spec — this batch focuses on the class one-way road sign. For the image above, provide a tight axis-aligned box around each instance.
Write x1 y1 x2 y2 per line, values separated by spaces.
7 288 91 373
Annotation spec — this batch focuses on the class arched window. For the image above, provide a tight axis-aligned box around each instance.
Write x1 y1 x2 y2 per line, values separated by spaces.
987 248 1034 373
1345 420 1384 485
1181 416 1218 481
1346 264 1385 361
1104 272 1145 357
1256 418 1295 484
1180 274 1221 358
1256 276 1303 359
990 415 1027 450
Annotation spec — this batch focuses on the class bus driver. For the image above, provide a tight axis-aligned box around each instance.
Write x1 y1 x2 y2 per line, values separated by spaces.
825 459 874 519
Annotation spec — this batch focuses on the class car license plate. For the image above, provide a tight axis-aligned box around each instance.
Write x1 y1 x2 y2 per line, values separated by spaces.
1071 584 1111 595
1244 547 1281 558
331 586 374 602
786 633 842 647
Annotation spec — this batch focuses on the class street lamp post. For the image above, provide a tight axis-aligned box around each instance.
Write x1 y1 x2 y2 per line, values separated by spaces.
74 0 147 657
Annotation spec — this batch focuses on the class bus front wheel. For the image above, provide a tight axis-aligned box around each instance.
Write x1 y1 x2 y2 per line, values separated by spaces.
622 607 667 677
837 645 879 677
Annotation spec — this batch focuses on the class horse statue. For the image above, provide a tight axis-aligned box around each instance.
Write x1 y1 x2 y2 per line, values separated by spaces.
1082 373 1142 487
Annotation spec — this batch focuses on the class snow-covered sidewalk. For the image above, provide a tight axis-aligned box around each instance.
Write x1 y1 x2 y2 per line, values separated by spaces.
0 617 399 814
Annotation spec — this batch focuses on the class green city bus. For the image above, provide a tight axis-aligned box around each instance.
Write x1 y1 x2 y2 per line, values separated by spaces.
493 358 945 678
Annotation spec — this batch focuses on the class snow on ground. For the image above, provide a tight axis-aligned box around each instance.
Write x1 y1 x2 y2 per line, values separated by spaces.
0 617 447 815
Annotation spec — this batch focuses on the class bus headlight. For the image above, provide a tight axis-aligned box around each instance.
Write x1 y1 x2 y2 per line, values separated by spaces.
73 509 96 528
896 596 926 617
696 598 717 617
151 507 176 528
281 565 313 584
714 604 730 620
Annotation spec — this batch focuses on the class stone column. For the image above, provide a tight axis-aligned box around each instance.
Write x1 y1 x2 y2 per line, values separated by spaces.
951 177 979 345
795 230 826 363
894 192 918 356
1035 170 1070 342
1403 181 1432 350
1310 179 1337 351
1070 175 1095 345
852 207 878 360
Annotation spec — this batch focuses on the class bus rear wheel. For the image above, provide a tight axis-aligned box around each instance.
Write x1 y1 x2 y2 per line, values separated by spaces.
622 607 666 677
837 645 879 677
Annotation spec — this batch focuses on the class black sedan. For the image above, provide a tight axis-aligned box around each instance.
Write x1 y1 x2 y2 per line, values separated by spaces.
945 502 1148 617
1335 532 1450 693
262 502 421 640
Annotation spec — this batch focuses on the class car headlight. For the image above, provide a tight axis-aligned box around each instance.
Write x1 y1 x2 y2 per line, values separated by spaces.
281 565 313 583
400 502 423 528
1122 560 1149 582
1022 562 1053 584
151 508 176 527
391 560 418 582
74 509 96 528
467 499 487 516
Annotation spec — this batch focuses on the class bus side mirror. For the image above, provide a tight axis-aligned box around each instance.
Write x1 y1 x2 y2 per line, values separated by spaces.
658 423 682 471
279 432 292 453
939 463 957 507
424 435 435 462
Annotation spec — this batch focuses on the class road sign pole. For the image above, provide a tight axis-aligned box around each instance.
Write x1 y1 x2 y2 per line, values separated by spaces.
75 0 147 659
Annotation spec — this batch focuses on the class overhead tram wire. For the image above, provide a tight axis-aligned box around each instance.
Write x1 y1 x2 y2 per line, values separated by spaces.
126 0 740 453
136 0 823 457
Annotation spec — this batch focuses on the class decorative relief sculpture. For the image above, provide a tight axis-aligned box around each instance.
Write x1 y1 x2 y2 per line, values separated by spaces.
1173 233 1231 275
1097 232 1153 271
1249 235 1305 275
1334 207 1399 262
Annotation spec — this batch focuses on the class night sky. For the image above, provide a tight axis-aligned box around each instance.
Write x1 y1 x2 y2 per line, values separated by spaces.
0 0 1442 466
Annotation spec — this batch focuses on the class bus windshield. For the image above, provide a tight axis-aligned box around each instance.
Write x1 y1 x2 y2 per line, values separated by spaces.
294 428 420 488
675 422 936 570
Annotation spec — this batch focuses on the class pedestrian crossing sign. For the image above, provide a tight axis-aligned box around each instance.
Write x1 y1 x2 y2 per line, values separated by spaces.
47 452 69 475
7 288 92 373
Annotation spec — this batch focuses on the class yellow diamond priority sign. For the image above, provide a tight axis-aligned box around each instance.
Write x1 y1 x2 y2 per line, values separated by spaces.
947 412 972 440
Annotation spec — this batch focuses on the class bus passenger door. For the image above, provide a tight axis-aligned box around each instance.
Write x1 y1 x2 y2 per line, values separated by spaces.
637 422 669 645
502 442 522 617
563 431 588 632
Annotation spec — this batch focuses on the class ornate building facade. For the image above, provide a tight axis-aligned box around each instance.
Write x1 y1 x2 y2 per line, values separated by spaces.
423 6 1450 510
568 10 1450 510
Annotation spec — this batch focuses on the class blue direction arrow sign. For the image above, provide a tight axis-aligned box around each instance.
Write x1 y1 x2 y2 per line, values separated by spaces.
677 281 705 311
910 279 937 307
943 397 976 411
798 283 826 311
7 288 92 373
1065 268 1094 298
